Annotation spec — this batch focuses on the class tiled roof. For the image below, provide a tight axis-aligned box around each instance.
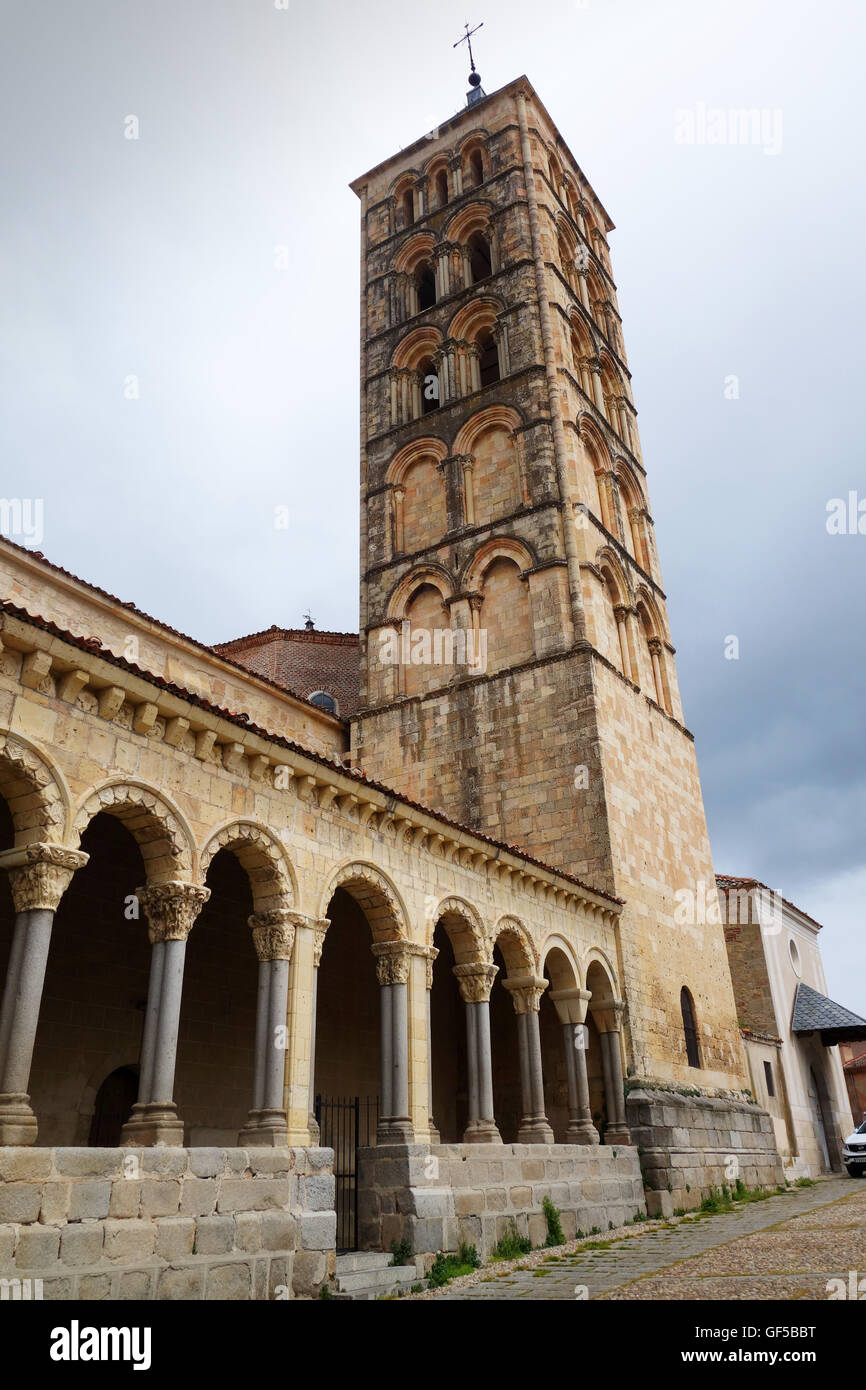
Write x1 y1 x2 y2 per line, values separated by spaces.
715 874 824 932
214 626 361 717
0 536 346 724
0 596 622 908
791 982 866 1042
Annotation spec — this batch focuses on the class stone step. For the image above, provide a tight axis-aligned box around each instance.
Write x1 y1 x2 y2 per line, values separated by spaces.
334 1251 395 1274
334 1263 421 1296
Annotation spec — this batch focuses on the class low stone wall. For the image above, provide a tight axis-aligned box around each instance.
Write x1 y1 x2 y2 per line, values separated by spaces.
358 1143 645 1259
0 1146 335 1300
626 1087 785 1216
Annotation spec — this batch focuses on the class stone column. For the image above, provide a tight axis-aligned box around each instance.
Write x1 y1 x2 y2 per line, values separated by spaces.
120 881 210 1147
423 948 440 1142
648 637 666 709
304 918 329 1143
238 908 296 1146
614 604 633 681
0 843 88 1144
549 986 599 1143
453 963 501 1144
372 942 414 1143
595 1002 631 1144
504 975 555 1144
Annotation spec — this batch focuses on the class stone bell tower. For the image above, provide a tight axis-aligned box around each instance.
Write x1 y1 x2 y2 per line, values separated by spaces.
349 74 749 1104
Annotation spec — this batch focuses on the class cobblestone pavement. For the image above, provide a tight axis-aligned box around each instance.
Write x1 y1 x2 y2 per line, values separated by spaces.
426 1177 863 1301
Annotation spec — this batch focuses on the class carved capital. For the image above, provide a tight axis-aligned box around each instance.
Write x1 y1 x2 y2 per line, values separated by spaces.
502 973 548 1014
453 961 498 1003
593 998 626 1033
647 637 663 656
249 907 296 962
138 881 210 945
371 940 412 986
548 985 591 1026
0 843 89 914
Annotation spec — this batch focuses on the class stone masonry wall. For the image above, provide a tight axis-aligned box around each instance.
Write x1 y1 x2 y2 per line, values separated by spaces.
626 1088 785 1217
358 1142 645 1260
0 1146 335 1300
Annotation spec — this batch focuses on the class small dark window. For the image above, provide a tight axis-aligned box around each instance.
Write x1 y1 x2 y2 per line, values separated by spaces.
478 330 499 387
402 188 415 228
680 987 701 1068
416 264 436 311
468 231 492 284
763 1060 775 1098
469 149 484 187
88 1066 139 1147
435 169 448 207
309 691 337 715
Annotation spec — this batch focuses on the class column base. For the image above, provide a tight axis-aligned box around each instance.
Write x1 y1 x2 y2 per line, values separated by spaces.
238 1108 289 1147
462 1119 502 1144
307 1111 321 1144
605 1124 632 1145
120 1101 184 1147
0 1093 38 1145
517 1117 555 1144
566 1118 600 1145
428 1118 441 1143
376 1117 415 1144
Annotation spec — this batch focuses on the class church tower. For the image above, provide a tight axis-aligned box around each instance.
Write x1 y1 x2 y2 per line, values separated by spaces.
350 75 747 1100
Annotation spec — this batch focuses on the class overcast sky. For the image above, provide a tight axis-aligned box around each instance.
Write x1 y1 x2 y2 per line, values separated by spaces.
1 0 863 1002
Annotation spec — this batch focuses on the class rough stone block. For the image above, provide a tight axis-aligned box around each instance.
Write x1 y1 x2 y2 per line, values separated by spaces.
302 1174 334 1212
454 1189 483 1216
141 1148 187 1178
78 1274 112 1300
68 1180 111 1221
139 1179 181 1217
195 1215 235 1255
260 1210 297 1252
0 1149 52 1181
40 1182 71 1223
157 1266 203 1300
155 1217 195 1261
297 1210 336 1251
521 1160 545 1181
117 1270 154 1300
179 1177 219 1216
109 1179 141 1219
59 1223 104 1267
0 1182 43 1223
0 1223 16 1264
188 1148 226 1178
216 1178 289 1213
42 1277 74 1299
16 1224 60 1268
102 1219 156 1262
234 1211 262 1253
54 1149 124 1178
291 1248 326 1296
206 1261 252 1300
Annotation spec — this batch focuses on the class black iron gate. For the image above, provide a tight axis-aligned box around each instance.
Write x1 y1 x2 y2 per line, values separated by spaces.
314 1094 378 1251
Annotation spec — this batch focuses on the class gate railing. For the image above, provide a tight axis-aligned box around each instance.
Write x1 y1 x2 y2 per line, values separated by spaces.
314 1094 379 1251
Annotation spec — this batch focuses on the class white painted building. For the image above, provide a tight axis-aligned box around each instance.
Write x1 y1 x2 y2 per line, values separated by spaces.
718 875 864 1180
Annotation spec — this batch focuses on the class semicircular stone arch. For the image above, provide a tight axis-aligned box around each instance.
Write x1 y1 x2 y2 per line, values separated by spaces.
0 731 70 846
539 936 582 992
432 895 488 962
72 781 194 883
199 820 296 914
319 861 408 943
490 914 538 977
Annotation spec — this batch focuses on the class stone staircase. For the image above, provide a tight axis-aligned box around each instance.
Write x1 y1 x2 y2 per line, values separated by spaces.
332 1251 426 1300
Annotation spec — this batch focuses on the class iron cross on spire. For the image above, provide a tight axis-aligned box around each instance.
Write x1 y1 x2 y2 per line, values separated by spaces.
454 19 483 76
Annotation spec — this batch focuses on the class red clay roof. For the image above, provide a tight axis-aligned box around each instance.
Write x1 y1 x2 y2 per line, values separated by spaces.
0 595 621 907
716 874 824 933
0 536 346 724
214 626 361 716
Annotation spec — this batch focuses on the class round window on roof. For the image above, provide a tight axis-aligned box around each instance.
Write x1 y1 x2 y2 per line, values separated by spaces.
788 936 802 977
309 691 337 715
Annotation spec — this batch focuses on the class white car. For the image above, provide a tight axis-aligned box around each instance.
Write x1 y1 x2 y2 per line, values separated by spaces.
842 1120 866 1176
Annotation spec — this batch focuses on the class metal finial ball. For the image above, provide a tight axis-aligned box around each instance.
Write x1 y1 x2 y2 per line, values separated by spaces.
468 70 482 87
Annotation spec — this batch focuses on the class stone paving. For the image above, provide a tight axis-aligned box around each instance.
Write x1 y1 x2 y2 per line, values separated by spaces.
423 1177 861 1300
